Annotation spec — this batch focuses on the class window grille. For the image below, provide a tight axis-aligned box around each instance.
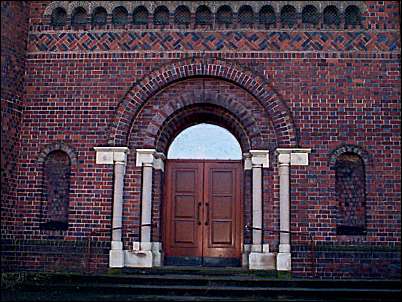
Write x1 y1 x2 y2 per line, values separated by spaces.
133 6 149 25
302 5 319 25
92 7 107 25
323 5 340 26
112 6 128 25
154 6 170 25
216 5 233 25
71 7 87 25
345 5 361 26
51 7 67 26
195 5 212 25
280 5 297 27
174 5 191 25
259 5 276 25
238 5 254 25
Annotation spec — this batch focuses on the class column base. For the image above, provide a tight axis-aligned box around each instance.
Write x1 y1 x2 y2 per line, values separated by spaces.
151 242 163 267
124 250 153 268
109 249 124 268
124 241 163 268
277 252 291 271
279 243 290 253
248 252 276 270
242 244 252 268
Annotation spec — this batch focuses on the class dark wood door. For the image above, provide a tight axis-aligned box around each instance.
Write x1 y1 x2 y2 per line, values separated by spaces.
164 160 242 266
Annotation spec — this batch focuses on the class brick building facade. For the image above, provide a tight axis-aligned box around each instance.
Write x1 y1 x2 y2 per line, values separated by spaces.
1 1 400 278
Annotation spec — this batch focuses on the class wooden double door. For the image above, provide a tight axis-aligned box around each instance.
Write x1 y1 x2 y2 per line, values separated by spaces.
164 160 242 266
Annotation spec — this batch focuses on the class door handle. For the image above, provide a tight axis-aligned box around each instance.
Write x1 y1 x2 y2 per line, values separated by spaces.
205 203 209 225
197 202 202 225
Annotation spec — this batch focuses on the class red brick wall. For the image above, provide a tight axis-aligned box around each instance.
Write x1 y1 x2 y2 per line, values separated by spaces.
1 1 29 242
1 1 400 277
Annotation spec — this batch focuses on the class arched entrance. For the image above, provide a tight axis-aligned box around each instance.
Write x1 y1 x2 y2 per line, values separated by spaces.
126 77 273 269
164 124 243 266
95 63 311 271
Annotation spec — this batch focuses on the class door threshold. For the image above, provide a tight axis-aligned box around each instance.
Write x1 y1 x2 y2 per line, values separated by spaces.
164 256 241 267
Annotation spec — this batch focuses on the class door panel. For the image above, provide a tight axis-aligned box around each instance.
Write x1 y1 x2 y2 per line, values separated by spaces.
165 161 203 257
203 162 241 259
164 160 242 265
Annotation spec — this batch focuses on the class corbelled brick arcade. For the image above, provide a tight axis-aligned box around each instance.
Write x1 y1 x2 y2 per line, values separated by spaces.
1 1 400 279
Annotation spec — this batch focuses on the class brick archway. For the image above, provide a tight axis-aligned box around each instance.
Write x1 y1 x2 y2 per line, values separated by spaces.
155 104 252 155
109 57 298 148
127 86 269 153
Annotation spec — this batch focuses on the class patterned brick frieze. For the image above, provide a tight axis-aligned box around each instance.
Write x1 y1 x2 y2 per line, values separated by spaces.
27 30 400 53
43 1 368 16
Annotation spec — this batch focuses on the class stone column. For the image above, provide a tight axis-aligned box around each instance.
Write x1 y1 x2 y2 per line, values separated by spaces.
140 160 153 251
126 149 165 268
111 161 126 245
94 147 129 268
276 148 311 271
251 157 263 252
247 150 275 270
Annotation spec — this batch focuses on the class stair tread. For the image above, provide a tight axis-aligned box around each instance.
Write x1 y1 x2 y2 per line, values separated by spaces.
25 282 401 292
5 292 390 302
39 272 401 284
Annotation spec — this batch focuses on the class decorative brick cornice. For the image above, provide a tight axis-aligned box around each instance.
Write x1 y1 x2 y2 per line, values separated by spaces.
44 1 367 16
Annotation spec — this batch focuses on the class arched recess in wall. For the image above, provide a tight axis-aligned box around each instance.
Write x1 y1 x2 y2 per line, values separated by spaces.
37 142 78 231
109 58 298 149
329 144 370 235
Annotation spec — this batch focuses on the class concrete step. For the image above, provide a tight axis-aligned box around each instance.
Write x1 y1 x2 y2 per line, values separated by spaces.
3 291 397 302
19 272 400 290
16 282 401 301
121 266 277 277
2 272 400 302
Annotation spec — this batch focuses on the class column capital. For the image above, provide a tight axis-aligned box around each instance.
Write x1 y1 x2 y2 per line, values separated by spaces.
243 153 252 170
136 149 166 171
154 152 166 171
249 150 270 168
94 146 129 165
276 148 311 166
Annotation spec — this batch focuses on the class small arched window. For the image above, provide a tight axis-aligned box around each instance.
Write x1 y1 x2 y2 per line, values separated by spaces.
133 6 149 25
259 5 276 25
195 5 212 25
174 5 191 25
323 6 340 26
92 7 107 25
238 5 254 25
280 5 297 27
41 151 71 230
216 5 233 25
345 5 361 27
302 5 319 25
335 153 366 235
154 6 170 25
51 7 67 26
71 7 87 26
112 6 128 25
